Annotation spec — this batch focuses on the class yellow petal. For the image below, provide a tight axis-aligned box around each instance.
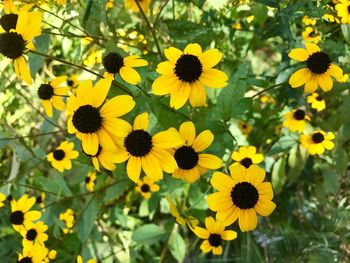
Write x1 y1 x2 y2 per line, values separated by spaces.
133 112 148 130
199 68 228 88
127 156 141 182
189 81 207 107
288 48 309 61
92 78 112 107
152 128 184 149
328 64 343 79
199 49 223 69
221 230 237 241
198 154 222 169
120 66 141 85
164 47 183 62
317 73 333 92
238 209 257 232
193 227 210 239
141 154 163 181
179 121 196 145
169 82 191 109
81 133 99 156
152 75 178 95
210 172 234 191
100 95 135 118
289 68 311 88
184 43 202 56
304 75 318 93
41 100 53 117
207 192 233 212
255 200 276 216
305 43 321 55
192 130 214 152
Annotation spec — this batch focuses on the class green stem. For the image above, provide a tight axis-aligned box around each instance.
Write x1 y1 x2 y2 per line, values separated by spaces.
250 81 288 99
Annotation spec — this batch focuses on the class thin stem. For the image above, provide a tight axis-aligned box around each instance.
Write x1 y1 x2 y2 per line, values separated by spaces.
0 130 67 141
159 223 176 263
135 1 163 57
154 0 171 28
250 81 288 98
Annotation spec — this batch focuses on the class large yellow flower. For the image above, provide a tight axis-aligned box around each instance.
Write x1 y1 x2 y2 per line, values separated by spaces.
102 53 148 85
67 79 135 156
18 244 48 263
307 93 326 112
124 0 151 12
152 43 228 109
335 0 350 23
114 112 184 182
172 121 222 183
0 6 42 84
193 217 237 255
20 221 48 249
230 146 264 169
47 141 79 172
10 195 41 232
288 43 343 93
283 109 310 133
208 165 276 231
37 76 69 117
135 176 160 199
300 130 335 155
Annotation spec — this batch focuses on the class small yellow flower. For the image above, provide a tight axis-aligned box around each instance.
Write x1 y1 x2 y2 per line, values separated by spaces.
283 109 310 133
18 244 48 263
232 22 242 30
230 146 264 169
124 0 152 12
302 27 320 44
135 176 160 199
81 36 93 45
47 141 79 172
238 121 253 136
77 255 97 263
106 0 114 10
302 15 317 25
35 192 46 209
85 172 97 192
307 93 326 112
59 208 75 234
20 221 48 249
83 50 103 66
300 130 335 155
166 196 199 230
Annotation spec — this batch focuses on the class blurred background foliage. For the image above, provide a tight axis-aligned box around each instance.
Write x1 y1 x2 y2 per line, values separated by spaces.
0 0 350 262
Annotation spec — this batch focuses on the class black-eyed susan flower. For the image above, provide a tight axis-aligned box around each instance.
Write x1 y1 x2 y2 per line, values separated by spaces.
85 145 118 171
230 146 264 169
20 221 48 248
302 15 317 25
0 193 5 208
18 244 48 263
67 79 135 156
0 8 42 84
85 172 97 192
193 216 237 255
114 112 184 182
302 27 320 43
300 130 335 155
77 255 97 263
38 76 68 117
152 43 228 109
124 0 151 12
288 43 343 93
83 49 102 66
335 0 350 23
59 208 74 234
208 165 276 231
47 141 79 172
307 93 326 111
0 0 27 32
172 121 222 183
102 53 148 85
44 250 57 263
66 74 79 88
10 195 41 232
323 13 340 23
35 192 45 209
166 195 199 229
238 121 253 136
283 109 310 133
135 176 160 199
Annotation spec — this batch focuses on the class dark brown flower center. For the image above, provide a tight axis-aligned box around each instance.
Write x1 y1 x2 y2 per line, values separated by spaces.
306 52 331 74
312 132 324 143
53 149 65 161
141 184 150 193
240 157 253 168
293 109 306 120
0 13 18 32
208 234 222 247
174 54 203 83
26 229 38 241
38 84 54 100
9 210 24 225
231 182 259 209
67 80 74 87
124 130 153 157
0 32 26 59
103 52 124 74
18 257 33 263
72 105 103 133
174 146 199 170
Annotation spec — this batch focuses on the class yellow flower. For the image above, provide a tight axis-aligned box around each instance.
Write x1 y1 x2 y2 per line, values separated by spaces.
0 192 5 208
56 0 67 5
208 165 276 231
336 0 350 23
20 221 48 249
124 0 151 12
77 255 97 263
302 27 320 43
300 130 335 155
81 36 93 45
337 73 348 82
165 195 199 230
67 79 135 156
283 109 310 133
230 146 264 169
83 50 102 66
85 171 97 192
288 43 343 93
59 208 75 234
172 121 222 183
231 22 242 30
114 112 184 182
47 141 79 172
193 217 237 255
85 144 118 171
307 93 326 112
323 13 340 23
0 4 42 84
302 15 317 25
10 194 41 232
238 121 253 136
44 250 57 262
152 43 228 109
35 192 46 209
260 95 275 104
135 176 160 199
106 0 114 10
18 244 48 263
66 74 79 88
37 76 69 117
102 53 148 85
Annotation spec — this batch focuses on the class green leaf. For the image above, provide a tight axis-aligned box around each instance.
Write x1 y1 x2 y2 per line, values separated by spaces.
321 166 339 194
287 145 307 182
29 34 51 78
272 155 286 195
341 24 350 44
132 224 166 244
169 230 186 262
76 196 99 242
